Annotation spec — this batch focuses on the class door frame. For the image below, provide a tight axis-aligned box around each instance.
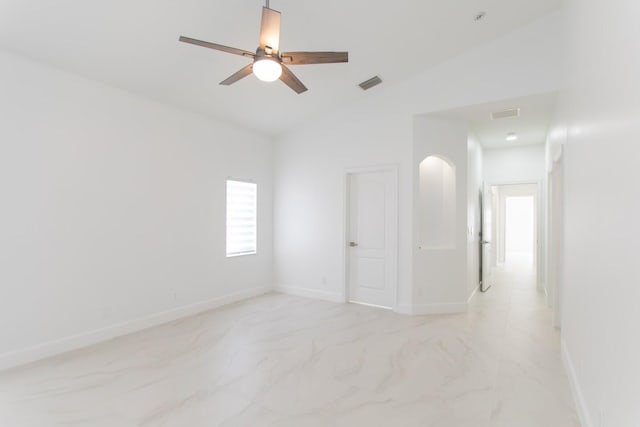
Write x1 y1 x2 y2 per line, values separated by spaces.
480 183 494 292
342 164 399 310
486 180 543 290
547 147 564 328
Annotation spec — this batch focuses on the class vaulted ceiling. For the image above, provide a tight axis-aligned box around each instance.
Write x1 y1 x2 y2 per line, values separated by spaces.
0 0 561 135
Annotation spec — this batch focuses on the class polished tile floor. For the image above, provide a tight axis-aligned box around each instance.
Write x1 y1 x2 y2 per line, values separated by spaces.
0 259 579 426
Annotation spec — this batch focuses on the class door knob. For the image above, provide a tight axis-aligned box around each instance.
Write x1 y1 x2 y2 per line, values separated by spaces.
349 242 359 247
482 240 491 245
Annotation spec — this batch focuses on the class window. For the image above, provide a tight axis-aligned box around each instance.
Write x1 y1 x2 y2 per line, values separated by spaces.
226 180 257 257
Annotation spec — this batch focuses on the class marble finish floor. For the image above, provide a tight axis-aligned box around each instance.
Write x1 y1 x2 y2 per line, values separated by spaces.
0 261 579 426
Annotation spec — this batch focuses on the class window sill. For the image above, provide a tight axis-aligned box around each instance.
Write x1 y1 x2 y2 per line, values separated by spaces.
226 252 257 258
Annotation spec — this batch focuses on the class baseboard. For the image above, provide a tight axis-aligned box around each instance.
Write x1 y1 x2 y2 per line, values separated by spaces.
274 285 344 303
0 286 268 372
561 338 592 427
467 285 480 304
394 304 414 315
273 287 467 316
538 280 546 293
411 302 468 315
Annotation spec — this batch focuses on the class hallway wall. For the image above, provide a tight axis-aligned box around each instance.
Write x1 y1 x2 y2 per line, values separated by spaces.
412 117 468 312
557 0 640 425
483 144 545 184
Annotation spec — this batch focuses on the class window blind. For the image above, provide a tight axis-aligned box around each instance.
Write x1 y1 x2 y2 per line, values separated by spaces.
226 180 257 257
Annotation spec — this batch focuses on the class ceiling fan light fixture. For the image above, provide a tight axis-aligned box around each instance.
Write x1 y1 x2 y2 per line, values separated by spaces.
253 57 282 82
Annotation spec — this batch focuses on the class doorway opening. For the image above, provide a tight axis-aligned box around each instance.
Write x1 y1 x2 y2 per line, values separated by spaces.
483 182 540 288
505 195 535 266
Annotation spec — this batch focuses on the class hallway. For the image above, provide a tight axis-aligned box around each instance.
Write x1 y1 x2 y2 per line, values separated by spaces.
472 256 578 425
0 263 578 426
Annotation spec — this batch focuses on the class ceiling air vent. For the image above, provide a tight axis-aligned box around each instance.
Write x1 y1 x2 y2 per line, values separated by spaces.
359 75 383 91
491 108 520 120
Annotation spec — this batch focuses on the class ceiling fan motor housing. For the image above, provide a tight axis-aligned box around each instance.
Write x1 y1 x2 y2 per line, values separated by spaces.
255 47 281 63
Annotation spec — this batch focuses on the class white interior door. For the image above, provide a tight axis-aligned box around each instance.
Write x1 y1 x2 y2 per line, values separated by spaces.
481 182 494 291
347 169 397 308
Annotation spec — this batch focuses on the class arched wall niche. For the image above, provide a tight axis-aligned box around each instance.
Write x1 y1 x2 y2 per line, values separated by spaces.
418 155 456 249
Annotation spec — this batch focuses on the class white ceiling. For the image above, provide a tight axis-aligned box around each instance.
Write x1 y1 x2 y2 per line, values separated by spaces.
0 0 561 136
435 92 558 149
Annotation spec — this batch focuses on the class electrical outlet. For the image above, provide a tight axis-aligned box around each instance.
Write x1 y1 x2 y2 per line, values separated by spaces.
321 276 327 286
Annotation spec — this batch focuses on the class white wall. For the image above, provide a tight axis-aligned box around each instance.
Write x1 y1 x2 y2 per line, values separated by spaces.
0 51 273 369
555 1 640 425
273 110 413 307
483 144 545 184
274 12 563 314
413 117 468 313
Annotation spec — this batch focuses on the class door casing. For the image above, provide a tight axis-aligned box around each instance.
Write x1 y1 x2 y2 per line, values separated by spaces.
548 151 564 328
485 180 543 290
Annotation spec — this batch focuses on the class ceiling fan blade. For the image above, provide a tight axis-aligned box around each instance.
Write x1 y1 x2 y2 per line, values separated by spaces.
220 64 254 86
280 65 307 94
179 36 254 58
259 7 281 54
281 51 349 65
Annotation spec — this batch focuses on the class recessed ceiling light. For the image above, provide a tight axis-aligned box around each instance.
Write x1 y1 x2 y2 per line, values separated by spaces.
474 12 486 22
506 132 518 142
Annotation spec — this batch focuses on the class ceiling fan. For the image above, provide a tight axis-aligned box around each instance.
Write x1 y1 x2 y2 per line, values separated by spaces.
179 0 348 94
